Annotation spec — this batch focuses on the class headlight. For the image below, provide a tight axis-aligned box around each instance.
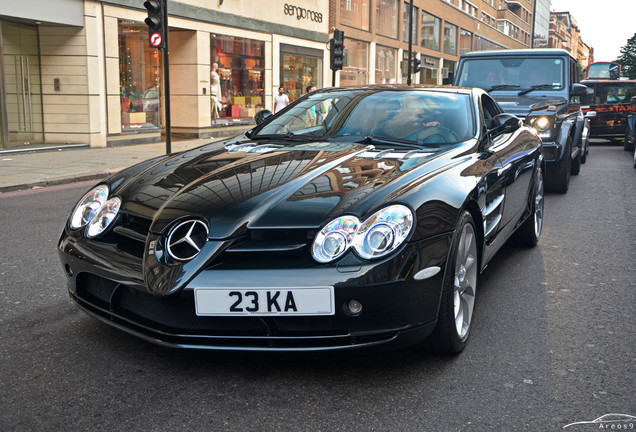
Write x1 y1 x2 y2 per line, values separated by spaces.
86 197 121 238
353 205 413 260
529 116 552 136
311 205 413 263
69 185 109 229
312 216 360 263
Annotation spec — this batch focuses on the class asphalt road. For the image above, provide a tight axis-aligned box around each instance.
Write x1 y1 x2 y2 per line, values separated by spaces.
1 144 634 432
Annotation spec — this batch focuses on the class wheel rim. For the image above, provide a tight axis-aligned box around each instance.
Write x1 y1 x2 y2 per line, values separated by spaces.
534 170 544 238
453 223 478 339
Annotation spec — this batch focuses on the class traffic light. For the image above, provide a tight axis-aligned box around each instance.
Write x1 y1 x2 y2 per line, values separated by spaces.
144 0 164 49
330 29 345 71
413 56 422 74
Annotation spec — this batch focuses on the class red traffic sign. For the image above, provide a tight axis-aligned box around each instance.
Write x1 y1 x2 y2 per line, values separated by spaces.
150 32 162 48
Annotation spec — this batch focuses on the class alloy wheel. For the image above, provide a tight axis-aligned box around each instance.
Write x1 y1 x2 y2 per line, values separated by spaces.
453 223 478 339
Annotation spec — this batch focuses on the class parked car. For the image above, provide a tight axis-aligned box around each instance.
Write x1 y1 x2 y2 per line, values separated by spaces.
59 85 544 355
580 79 636 147
455 49 591 193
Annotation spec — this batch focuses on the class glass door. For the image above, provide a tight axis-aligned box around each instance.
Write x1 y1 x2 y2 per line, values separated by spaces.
1 21 44 148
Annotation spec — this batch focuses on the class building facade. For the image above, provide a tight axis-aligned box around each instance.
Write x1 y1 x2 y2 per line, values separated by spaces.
1 0 538 151
548 11 592 72
331 0 535 88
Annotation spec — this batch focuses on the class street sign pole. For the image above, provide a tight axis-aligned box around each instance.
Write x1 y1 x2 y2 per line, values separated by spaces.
162 0 171 155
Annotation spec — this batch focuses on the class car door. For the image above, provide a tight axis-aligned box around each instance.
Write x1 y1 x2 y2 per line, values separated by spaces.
482 94 536 232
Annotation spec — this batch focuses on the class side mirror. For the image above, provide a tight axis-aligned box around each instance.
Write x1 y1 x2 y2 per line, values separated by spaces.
254 109 273 125
489 113 522 137
570 83 588 97
631 96 636 109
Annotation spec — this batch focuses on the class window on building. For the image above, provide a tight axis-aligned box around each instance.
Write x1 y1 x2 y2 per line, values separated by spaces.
481 11 496 27
376 0 398 39
211 34 265 123
459 29 473 55
402 2 418 42
118 20 162 132
340 39 369 86
341 0 370 31
443 22 457 55
419 56 439 84
442 59 455 85
475 35 507 51
421 11 440 50
375 45 397 84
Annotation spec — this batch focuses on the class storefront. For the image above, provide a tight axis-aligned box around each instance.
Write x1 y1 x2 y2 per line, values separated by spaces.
375 45 398 84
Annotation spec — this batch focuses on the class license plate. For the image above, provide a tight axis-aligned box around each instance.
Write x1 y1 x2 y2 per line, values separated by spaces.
194 287 335 316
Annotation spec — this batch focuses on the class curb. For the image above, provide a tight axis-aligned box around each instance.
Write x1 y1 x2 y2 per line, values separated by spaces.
0 172 110 194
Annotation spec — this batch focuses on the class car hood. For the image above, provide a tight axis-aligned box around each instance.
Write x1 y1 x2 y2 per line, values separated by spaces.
491 95 567 117
109 138 460 239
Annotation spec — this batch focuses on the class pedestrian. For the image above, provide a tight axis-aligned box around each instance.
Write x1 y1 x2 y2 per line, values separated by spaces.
305 85 317 126
274 86 289 113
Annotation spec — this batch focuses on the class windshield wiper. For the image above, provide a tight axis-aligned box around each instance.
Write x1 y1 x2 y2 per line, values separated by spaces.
356 135 423 150
485 84 520 92
518 84 558 96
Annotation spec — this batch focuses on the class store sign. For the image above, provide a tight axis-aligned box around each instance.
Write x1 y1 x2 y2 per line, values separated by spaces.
284 3 323 23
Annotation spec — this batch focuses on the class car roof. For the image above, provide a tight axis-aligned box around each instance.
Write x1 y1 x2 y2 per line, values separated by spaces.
320 84 475 95
460 48 575 60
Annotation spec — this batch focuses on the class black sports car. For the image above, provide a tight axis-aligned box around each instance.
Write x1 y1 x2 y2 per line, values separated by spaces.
59 85 544 354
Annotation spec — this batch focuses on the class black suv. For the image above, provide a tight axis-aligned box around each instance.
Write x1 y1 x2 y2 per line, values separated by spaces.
455 49 591 193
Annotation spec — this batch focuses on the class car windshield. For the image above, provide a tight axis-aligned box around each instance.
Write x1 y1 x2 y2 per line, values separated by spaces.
254 90 474 146
581 82 636 106
458 57 566 92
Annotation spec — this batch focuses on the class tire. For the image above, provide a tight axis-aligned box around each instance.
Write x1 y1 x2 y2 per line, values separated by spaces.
581 141 588 164
625 136 635 152
515 167 544 247
546 137 571 194
425 211 478 355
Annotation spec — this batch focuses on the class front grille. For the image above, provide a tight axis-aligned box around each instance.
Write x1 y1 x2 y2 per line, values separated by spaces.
75 273 348 338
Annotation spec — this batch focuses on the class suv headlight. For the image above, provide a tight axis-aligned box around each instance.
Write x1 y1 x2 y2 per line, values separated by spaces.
311 205 414 263
528 116 552 138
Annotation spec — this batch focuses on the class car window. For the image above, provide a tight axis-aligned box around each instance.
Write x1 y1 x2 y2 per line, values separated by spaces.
458 57 566 91
256 90 475 145
581 83 636 105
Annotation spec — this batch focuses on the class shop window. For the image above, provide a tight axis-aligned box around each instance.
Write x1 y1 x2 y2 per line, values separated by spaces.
211 34 265 123
376 0 398 39
375 45 397 84
421 11 440 51
341 0 370 31
280 45 323 103
340 40 369 86
442 59 456 85
118 20 162 132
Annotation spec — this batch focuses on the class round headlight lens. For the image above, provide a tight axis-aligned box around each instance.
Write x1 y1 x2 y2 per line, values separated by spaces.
354 205 413 260
86 197 121 238
533 116 550 132
312 216 360 263
69 185 109 229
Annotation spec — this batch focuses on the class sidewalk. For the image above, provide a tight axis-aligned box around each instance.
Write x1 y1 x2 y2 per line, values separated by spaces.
0 138 218 193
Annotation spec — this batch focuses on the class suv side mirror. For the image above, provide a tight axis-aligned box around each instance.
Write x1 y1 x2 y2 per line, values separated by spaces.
489 113 522 137
254 109 273 125
570 83 588 97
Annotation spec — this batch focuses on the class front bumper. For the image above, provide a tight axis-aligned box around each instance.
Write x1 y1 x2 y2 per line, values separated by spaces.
60 233 452 351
